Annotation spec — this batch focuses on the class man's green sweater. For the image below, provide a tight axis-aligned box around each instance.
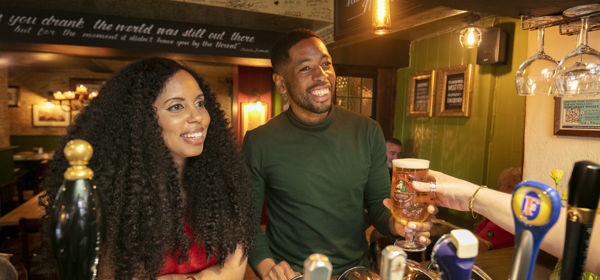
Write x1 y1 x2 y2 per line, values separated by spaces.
242 106 392 275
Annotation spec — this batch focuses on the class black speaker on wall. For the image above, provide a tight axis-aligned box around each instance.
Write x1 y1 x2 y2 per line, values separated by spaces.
477 27 507 65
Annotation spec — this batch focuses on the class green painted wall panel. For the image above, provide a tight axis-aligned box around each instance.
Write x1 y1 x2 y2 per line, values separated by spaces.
485 19 527 186
393 17 526 228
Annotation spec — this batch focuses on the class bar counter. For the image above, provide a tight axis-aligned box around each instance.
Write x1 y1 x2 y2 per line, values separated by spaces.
242 245 558 280
475 247 556 279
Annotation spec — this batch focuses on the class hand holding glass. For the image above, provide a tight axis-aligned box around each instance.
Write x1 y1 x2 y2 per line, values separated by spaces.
390 158 436 252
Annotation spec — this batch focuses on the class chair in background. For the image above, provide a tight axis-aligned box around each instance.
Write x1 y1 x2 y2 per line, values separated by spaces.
0 181 20 215
15 160 46 205
32 160 47 196
18 218 41 276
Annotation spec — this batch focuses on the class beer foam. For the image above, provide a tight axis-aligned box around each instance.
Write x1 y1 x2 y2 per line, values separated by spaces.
392 158 430 169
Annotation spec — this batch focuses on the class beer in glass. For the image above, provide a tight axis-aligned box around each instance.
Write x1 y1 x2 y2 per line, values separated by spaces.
390 158 434 252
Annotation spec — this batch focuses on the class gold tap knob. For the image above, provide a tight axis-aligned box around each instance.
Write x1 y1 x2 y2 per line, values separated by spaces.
63 139 94 180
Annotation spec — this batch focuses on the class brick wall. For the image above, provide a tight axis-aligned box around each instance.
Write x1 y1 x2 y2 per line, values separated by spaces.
7 63 233 137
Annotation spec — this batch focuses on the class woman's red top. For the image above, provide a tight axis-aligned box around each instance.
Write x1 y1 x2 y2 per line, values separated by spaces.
158 224 218 275
474 218 514 250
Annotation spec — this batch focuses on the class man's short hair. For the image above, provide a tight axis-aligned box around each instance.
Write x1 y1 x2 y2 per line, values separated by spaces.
270 29 324 73
386 138 402 147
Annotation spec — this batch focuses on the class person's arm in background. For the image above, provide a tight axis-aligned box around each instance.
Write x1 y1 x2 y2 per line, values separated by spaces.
241 131 298 280
414 170 600 275
157 245 247 280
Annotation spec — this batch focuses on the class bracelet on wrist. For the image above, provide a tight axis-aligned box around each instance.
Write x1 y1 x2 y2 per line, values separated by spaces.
469 185 487 219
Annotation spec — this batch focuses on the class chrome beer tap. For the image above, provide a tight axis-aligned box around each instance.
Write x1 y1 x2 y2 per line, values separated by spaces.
303 253 332 280
379 245 407 280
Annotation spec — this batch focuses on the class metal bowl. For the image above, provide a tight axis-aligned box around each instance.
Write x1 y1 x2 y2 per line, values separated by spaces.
471 265 492 280
337 266 381 280
404 259 438 280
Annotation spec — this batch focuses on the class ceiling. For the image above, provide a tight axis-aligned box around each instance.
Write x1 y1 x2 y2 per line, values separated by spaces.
0 0 598 72
329 0 599 67
421 0 599 18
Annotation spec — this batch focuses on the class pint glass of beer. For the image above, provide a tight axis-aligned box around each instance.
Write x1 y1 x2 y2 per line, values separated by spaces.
390 158 435 252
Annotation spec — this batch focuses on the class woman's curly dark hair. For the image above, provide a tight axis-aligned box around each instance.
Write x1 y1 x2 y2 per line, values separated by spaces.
40 57 255 279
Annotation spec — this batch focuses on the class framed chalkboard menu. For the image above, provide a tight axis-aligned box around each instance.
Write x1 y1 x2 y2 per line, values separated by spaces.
436 64 474 117
554 96 600 137
407 70 436 117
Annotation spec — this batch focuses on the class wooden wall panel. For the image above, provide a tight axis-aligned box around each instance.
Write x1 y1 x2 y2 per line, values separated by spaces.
393 17 526 202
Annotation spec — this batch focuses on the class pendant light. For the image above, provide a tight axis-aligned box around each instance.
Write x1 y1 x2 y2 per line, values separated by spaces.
373 0 391 35
459 13 482 48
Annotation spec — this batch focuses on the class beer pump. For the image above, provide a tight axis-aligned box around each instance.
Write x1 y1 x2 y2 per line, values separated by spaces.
509 181 561 280
303 253 333 280
380 245 407 280
430 229 479 280
49 139 102 280
561 161 600 280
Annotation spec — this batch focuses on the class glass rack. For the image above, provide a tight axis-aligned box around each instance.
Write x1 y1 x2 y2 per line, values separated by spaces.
520 4 600 35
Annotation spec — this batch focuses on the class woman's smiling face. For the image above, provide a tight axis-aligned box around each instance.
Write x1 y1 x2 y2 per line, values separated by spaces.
154 70 211 167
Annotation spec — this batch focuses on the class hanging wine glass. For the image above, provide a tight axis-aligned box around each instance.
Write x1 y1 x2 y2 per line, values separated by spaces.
515 16 561 96
551 4 600 97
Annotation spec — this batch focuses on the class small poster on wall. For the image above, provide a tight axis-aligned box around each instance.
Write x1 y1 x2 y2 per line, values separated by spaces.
554 96 600 137
407 70 436 117
8 86 19 107
436 64 474 117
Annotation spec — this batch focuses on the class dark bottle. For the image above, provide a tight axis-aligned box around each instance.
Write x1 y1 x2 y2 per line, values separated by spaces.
49 139 102 280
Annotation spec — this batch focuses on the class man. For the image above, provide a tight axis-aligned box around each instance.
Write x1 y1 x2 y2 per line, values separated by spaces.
242 29 432 279
385 138 403 176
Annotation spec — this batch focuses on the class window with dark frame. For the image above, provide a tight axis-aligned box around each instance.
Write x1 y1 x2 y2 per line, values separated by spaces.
335 76 375 119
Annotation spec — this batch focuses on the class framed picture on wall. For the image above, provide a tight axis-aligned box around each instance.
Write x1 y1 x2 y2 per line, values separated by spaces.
554 96 600 137
32 104 70 127
436 64 474 117
7 86 19 107
407 70 436 117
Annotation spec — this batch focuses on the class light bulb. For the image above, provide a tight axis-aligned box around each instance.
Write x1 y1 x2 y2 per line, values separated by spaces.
459 26 482 48
372 0 391 35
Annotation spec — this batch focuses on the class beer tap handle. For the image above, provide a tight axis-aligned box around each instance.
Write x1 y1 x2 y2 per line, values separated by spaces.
431 229 478 280
49 139 102 280
380 245 407 280
561 161 600 280
303 253 332 280
510 181 561 280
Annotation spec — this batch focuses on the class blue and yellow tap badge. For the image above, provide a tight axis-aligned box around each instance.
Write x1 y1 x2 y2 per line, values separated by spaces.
512 181 561 228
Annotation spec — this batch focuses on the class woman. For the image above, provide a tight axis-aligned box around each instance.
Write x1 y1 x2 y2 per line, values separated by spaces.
41 58 255 279
410 170 600 275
